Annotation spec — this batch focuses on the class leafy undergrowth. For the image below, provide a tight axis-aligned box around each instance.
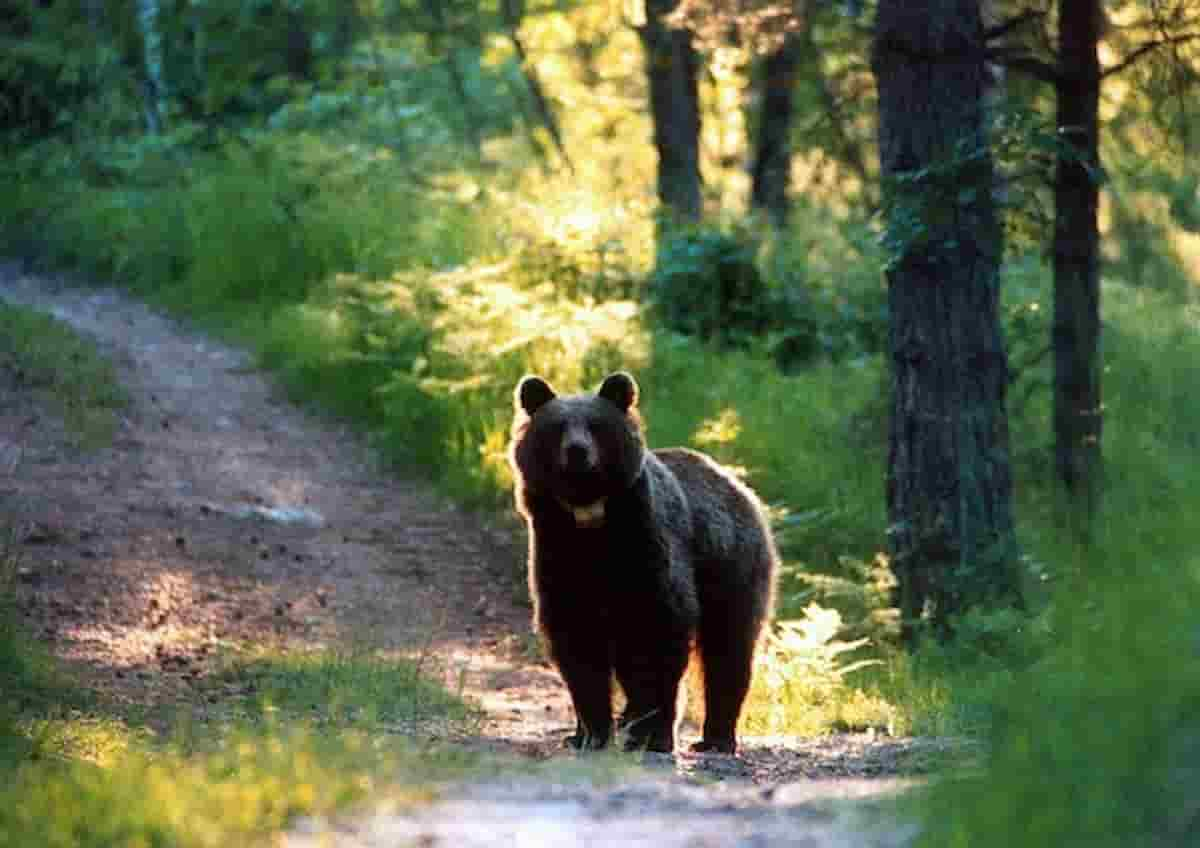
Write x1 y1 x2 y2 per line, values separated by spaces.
736 605 893 738
916 525 1200 847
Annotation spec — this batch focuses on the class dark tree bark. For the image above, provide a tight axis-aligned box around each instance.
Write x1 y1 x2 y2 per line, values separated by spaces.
639 0 703 224
285 10 315 81
1052 0 1102 535
872 1 1021 642
750 32 803 227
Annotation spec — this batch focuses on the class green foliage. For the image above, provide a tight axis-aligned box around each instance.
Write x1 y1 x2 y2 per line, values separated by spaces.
919 551 1200 847
739 604 892 737
178 136 355 307
209 647 479 730
0 2 122 140
0 720 481 848
647 221 888 371
648 227 773 346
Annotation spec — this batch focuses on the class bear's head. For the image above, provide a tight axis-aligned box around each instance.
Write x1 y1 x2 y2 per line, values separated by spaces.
509 372 645 527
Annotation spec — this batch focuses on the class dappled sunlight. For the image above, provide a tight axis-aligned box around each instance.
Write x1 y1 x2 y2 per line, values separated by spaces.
416 263 649 391
692 407 743 447
1170 228 1200 287
702 45 753 211
54 567 212 670
691 408 750 474
434 642 575 746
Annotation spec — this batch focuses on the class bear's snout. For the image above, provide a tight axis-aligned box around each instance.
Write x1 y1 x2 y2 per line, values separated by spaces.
562 439 596 472
560 424 598 473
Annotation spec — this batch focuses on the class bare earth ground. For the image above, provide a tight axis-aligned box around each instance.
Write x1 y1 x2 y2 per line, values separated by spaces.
0 266 923 846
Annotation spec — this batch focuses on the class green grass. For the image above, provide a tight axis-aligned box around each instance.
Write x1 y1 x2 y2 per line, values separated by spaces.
0 302 128 448
0 589 486 848
0 722 483 848
0 607 487 847
206 646 480 731
916 529 1200 847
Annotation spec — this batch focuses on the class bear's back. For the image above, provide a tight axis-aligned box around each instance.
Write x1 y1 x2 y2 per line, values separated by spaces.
652 448 771 561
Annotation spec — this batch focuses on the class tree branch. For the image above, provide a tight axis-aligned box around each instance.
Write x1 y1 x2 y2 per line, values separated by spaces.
1101 33 1200 79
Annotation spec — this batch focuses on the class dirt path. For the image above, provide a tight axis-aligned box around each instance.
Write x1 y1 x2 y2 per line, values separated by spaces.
285 777 918 847
0 264 567 745
1 266 923 845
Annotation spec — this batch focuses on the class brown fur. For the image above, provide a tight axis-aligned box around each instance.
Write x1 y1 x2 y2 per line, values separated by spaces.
509 372 778 754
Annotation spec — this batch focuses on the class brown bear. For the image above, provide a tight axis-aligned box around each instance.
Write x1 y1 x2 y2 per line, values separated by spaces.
508 371 778 754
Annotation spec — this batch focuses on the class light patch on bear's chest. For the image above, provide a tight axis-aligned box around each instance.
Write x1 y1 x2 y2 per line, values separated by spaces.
558 497 608 528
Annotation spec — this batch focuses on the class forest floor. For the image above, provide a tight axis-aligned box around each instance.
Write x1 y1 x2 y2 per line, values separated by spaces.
0 265 929 846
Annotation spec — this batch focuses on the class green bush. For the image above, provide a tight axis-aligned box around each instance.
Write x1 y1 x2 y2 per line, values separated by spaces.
648 227 774 348
919 552 1200 847
646 222 891 372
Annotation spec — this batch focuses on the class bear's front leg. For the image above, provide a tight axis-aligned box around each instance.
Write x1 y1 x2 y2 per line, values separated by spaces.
613 625 691 753
546 625 614 750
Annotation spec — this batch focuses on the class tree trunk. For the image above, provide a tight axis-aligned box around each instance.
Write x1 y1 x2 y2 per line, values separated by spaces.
83 0 104 29
1052 0 1102 537
872 2 1021 642
285 9 315 81
137 0 167 133
750 32 802 228
639 0 702 225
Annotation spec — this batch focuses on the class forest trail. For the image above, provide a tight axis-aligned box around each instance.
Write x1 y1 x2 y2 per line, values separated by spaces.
0 266 921 846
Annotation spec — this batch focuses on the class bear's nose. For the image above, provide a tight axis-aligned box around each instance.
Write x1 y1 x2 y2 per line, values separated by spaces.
563 441 593 471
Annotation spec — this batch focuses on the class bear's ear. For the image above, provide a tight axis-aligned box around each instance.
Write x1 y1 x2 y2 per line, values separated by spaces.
516 375 557 415
598 372 639 412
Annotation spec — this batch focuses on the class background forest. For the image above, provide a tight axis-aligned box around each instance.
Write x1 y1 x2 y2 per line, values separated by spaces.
2 0 1200 846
